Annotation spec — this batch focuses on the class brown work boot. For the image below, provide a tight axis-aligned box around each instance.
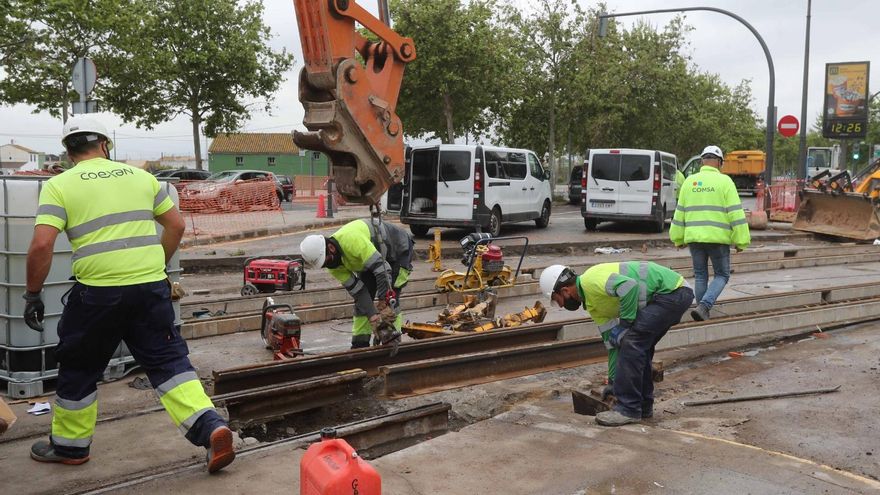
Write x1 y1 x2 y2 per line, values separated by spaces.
206 426 235 474
30 440 90 465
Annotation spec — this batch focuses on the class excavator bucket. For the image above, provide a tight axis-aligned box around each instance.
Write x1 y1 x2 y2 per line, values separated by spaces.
792 189 880 240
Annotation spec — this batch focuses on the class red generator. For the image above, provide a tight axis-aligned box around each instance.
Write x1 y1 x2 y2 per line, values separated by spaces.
241 256 307 296
261 298 303 360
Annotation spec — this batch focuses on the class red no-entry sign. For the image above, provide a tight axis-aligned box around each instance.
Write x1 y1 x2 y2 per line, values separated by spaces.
777 115 800 138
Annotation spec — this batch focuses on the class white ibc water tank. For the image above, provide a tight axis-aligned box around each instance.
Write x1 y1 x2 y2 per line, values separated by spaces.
0 176 181 398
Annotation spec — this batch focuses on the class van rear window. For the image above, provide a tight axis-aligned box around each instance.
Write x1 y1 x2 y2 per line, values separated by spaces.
620 155 650 181
591 154 619 181
412 149 439 179
591 154 651 182
439 151 471 182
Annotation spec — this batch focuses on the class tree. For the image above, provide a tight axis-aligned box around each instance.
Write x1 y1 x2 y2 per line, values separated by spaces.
0 0 124 119
99 0 293 169
498 0 586 176
0 0 33 68
391 0 516 143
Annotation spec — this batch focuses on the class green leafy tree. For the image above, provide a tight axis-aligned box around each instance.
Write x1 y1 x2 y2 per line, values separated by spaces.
0 0 124 118
497 0 586 176
391 0 517 143
99 0 293 169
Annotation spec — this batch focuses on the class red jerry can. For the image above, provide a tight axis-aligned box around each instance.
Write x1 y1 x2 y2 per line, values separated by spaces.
300 428 381 495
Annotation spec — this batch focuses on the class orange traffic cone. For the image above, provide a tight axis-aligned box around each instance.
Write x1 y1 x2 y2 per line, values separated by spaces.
316 194 326 218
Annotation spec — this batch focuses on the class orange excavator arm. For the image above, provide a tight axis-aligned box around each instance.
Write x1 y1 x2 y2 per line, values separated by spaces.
292 0 416 205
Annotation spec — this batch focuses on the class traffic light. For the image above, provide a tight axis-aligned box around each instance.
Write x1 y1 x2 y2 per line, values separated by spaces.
854 149 860 160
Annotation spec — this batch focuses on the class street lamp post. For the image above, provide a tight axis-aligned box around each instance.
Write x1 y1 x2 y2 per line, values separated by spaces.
796 0 812 181
599 6 776 210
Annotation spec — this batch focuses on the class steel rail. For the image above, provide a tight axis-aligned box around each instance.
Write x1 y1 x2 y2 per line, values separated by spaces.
181 248 880 338
213 284 880 397
180 243 879 317
74 402 451 495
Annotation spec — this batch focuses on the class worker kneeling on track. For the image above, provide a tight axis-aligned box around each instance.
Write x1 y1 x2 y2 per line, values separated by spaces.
300 218 414 349
540 262 693 426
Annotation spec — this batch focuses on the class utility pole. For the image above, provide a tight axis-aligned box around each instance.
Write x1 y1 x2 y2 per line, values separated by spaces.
796 0 812 181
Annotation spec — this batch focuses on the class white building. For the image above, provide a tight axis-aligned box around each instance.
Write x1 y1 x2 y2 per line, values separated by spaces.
1 143 45 172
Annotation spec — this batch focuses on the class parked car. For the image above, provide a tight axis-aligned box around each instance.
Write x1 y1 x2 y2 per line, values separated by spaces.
153 169 212 181
275 174 296 201
568 165 583 205
179 169 283 212
398 144 552 237
581 148 679 233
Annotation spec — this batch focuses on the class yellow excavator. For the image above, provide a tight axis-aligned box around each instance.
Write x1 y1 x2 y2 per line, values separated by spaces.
793 157 880 240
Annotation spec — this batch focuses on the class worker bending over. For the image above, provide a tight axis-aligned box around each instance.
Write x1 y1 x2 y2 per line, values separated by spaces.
541 262 693 426
24 116 234 472
300 218 414 348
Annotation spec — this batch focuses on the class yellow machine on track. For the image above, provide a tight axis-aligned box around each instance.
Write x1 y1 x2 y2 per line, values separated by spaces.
434 234 528 293
793 158 880 240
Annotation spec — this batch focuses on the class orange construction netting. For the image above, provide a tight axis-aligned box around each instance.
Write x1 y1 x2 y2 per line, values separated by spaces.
173 179 284 241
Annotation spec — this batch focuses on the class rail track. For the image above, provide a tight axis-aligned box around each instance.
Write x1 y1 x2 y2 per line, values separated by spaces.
180 244 880 339
211 280 880 425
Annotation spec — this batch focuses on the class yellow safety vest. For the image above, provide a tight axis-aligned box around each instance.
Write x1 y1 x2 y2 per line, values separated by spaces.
35 157 174 286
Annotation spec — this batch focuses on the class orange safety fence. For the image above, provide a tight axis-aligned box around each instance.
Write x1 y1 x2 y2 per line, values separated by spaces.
756 179 801 222
172 179 284 241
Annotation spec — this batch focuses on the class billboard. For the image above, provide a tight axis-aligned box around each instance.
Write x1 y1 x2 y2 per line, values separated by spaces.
822 61 870 139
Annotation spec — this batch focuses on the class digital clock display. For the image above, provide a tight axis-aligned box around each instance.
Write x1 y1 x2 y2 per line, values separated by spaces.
824 119 866 138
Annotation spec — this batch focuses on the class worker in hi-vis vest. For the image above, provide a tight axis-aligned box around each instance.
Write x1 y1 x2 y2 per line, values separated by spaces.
299 218 414 348
540 262 692 426
670 145 751 322
24 116 234 472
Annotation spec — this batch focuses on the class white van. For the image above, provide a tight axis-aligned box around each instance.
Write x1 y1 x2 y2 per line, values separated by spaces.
397 144 553 237
581 148 679 232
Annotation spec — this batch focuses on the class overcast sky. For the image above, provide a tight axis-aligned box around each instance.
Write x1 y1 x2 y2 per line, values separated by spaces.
1 0 876 160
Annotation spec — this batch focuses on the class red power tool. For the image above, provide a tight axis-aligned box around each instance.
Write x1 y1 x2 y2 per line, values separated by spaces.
260 298 304 360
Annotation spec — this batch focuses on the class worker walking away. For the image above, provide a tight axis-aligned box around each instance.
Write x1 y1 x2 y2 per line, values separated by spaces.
299 218 415 349
540 262 693 426
675 167 686 201
23 116 234 472
670 145 750 321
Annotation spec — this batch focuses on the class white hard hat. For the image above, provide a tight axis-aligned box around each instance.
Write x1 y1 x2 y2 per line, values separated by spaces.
62 115 114 150
700 145 723 160
299 235 326 269
539 264 575 299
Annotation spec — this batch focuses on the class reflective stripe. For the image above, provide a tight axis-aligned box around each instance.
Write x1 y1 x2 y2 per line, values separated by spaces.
598 319 619 332
614 279 637 298
366 219 389 259
55 391 97 411
158 377 215 428
178 407 212 434
154 188 170 208
676 205 742 213
604 274 620 296
638 262 650 281
66 210 155 240
672 220 732 230
37 204 67 221
672 219 686 227
342 275 359 290
365 251 383 271
71 234 160 262
638 281 648 308
156 371 200 398
730 218 748 227
51 435 92 448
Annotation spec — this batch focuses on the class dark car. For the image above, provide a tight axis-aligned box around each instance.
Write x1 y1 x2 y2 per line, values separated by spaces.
568 165 583 204
275 175 296 201
154 169 212 181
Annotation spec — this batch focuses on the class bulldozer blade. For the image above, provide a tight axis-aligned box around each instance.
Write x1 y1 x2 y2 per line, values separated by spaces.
793 190 880 241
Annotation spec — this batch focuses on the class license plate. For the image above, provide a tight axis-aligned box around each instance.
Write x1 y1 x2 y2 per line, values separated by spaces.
590 201 613 209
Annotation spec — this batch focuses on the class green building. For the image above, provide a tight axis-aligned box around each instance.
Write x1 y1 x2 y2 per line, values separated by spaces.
208 133 329 177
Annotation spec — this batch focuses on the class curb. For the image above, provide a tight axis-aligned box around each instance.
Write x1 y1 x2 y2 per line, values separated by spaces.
180 217 354 248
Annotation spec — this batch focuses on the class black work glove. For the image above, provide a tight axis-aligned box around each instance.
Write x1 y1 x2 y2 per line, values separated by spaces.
23 291 45 332
601 380 615 402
